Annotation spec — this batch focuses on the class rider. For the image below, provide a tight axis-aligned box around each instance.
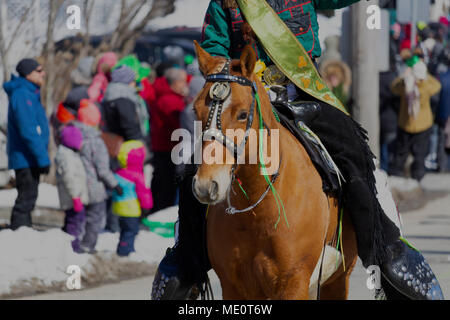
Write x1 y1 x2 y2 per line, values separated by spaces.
152 0 444 300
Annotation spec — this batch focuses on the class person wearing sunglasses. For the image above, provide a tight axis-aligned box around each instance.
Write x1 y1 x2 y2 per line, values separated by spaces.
3 58 50 230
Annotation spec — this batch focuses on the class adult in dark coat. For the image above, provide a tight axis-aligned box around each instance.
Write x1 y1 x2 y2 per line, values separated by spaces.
437 49 450 171
3 59 50 230
379 71 400 172
150 68 188 213
101 66 143 232
102 66 143 142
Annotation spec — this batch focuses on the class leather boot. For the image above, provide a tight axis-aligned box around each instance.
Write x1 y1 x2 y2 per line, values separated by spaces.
380 239 444 300
151 247 198 300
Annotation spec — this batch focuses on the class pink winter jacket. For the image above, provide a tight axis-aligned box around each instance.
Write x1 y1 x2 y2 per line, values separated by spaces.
113 142 153 217
88 52 118 103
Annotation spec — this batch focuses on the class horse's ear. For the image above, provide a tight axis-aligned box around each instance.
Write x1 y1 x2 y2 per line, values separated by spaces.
194 40 213 75
240 45 257 78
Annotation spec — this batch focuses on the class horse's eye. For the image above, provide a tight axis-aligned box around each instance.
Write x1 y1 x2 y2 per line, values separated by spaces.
237 111 248 121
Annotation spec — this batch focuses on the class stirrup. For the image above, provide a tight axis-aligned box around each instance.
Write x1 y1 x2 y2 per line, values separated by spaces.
380 239 444 300
151 248 198 300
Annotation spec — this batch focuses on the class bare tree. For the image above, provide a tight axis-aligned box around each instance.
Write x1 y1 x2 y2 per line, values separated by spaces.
109 0 176 55
0 2 34 82
1 0 178 184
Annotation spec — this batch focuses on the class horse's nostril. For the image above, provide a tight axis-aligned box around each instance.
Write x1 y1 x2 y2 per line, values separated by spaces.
210 181 219 200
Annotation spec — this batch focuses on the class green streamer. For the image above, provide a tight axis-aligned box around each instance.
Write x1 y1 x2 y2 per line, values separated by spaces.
255 93 289 229
399 236 419 252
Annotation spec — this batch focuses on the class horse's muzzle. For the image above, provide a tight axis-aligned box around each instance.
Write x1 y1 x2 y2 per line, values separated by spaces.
192 177 220 204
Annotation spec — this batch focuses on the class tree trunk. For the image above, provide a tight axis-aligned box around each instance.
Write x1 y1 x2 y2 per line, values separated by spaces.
42 0 64 185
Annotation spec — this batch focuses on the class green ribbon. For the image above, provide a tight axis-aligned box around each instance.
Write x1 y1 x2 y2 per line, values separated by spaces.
256 93 289 229
236 0 349 115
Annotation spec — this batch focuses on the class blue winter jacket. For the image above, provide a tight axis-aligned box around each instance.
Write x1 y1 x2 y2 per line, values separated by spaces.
3 75 50 170
438 71 450 126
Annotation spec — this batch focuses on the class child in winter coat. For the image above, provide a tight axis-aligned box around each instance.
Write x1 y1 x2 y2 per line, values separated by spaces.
72 118 122 254
112 140 153 257
55 126 89 253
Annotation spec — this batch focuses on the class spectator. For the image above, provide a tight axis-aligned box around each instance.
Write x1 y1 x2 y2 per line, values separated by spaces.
55 126 89 253
51 86 90 144
400 23 419 52
113 140 153 257
72 118 122 254
320 59 352 107
437 48 450 171
102 66 143 142
78 99 102 129
3 59 50 230
389 58 442 182
102 65 146 233
140 73 156 109
114 55 151 138
178 67 205 173
150 68 188 213
70 56 95 87
379 70 400 172
88 52 118 103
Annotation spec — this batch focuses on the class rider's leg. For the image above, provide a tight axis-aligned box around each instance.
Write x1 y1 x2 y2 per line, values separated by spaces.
151 170 210 300
307 102 444 300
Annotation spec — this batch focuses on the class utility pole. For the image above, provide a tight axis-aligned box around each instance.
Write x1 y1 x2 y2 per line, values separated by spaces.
350 0 380 159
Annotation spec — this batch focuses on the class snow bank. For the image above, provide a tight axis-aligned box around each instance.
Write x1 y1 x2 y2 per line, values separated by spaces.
0 183 60 209
0 214 176 298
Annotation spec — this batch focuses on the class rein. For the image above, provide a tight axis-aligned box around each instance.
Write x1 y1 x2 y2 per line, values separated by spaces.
203 60 287 227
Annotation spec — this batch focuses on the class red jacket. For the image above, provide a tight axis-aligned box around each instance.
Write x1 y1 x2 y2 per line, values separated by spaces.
140 78 156 109
150 77 186 152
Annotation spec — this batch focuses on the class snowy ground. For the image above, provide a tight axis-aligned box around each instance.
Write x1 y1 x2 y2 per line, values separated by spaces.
0 206 178 299
0 171 444 299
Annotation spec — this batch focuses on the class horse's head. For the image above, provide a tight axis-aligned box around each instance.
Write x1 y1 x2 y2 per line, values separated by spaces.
192 41 259 205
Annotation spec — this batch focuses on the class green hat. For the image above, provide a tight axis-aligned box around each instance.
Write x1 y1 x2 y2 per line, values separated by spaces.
417 21 427 31
114 55 151 83
406 55 420 68
184 54 195 66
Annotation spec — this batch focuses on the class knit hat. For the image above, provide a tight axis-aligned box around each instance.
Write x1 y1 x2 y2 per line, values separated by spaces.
70 56 94 86
63 86 89 112
111 66 136 84
56 102 76 124
78 99 101 127
118 140 145 169
60 125 83 151
96 52 118 74
16 59 40 78
114 55 150 83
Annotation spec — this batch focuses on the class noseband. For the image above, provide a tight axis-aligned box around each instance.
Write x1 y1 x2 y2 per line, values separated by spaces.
201 60 281 215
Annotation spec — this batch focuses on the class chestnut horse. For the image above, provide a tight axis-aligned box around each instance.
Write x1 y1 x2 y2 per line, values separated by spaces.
192 41 358 300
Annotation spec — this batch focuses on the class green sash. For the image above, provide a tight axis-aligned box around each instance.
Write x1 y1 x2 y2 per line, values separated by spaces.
236 0 350 115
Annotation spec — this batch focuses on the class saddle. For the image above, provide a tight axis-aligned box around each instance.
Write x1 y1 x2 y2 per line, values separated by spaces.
270 86 342 197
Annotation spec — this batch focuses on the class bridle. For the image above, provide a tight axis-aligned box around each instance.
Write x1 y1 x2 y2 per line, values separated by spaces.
203 59 257 161
199 59 280 215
